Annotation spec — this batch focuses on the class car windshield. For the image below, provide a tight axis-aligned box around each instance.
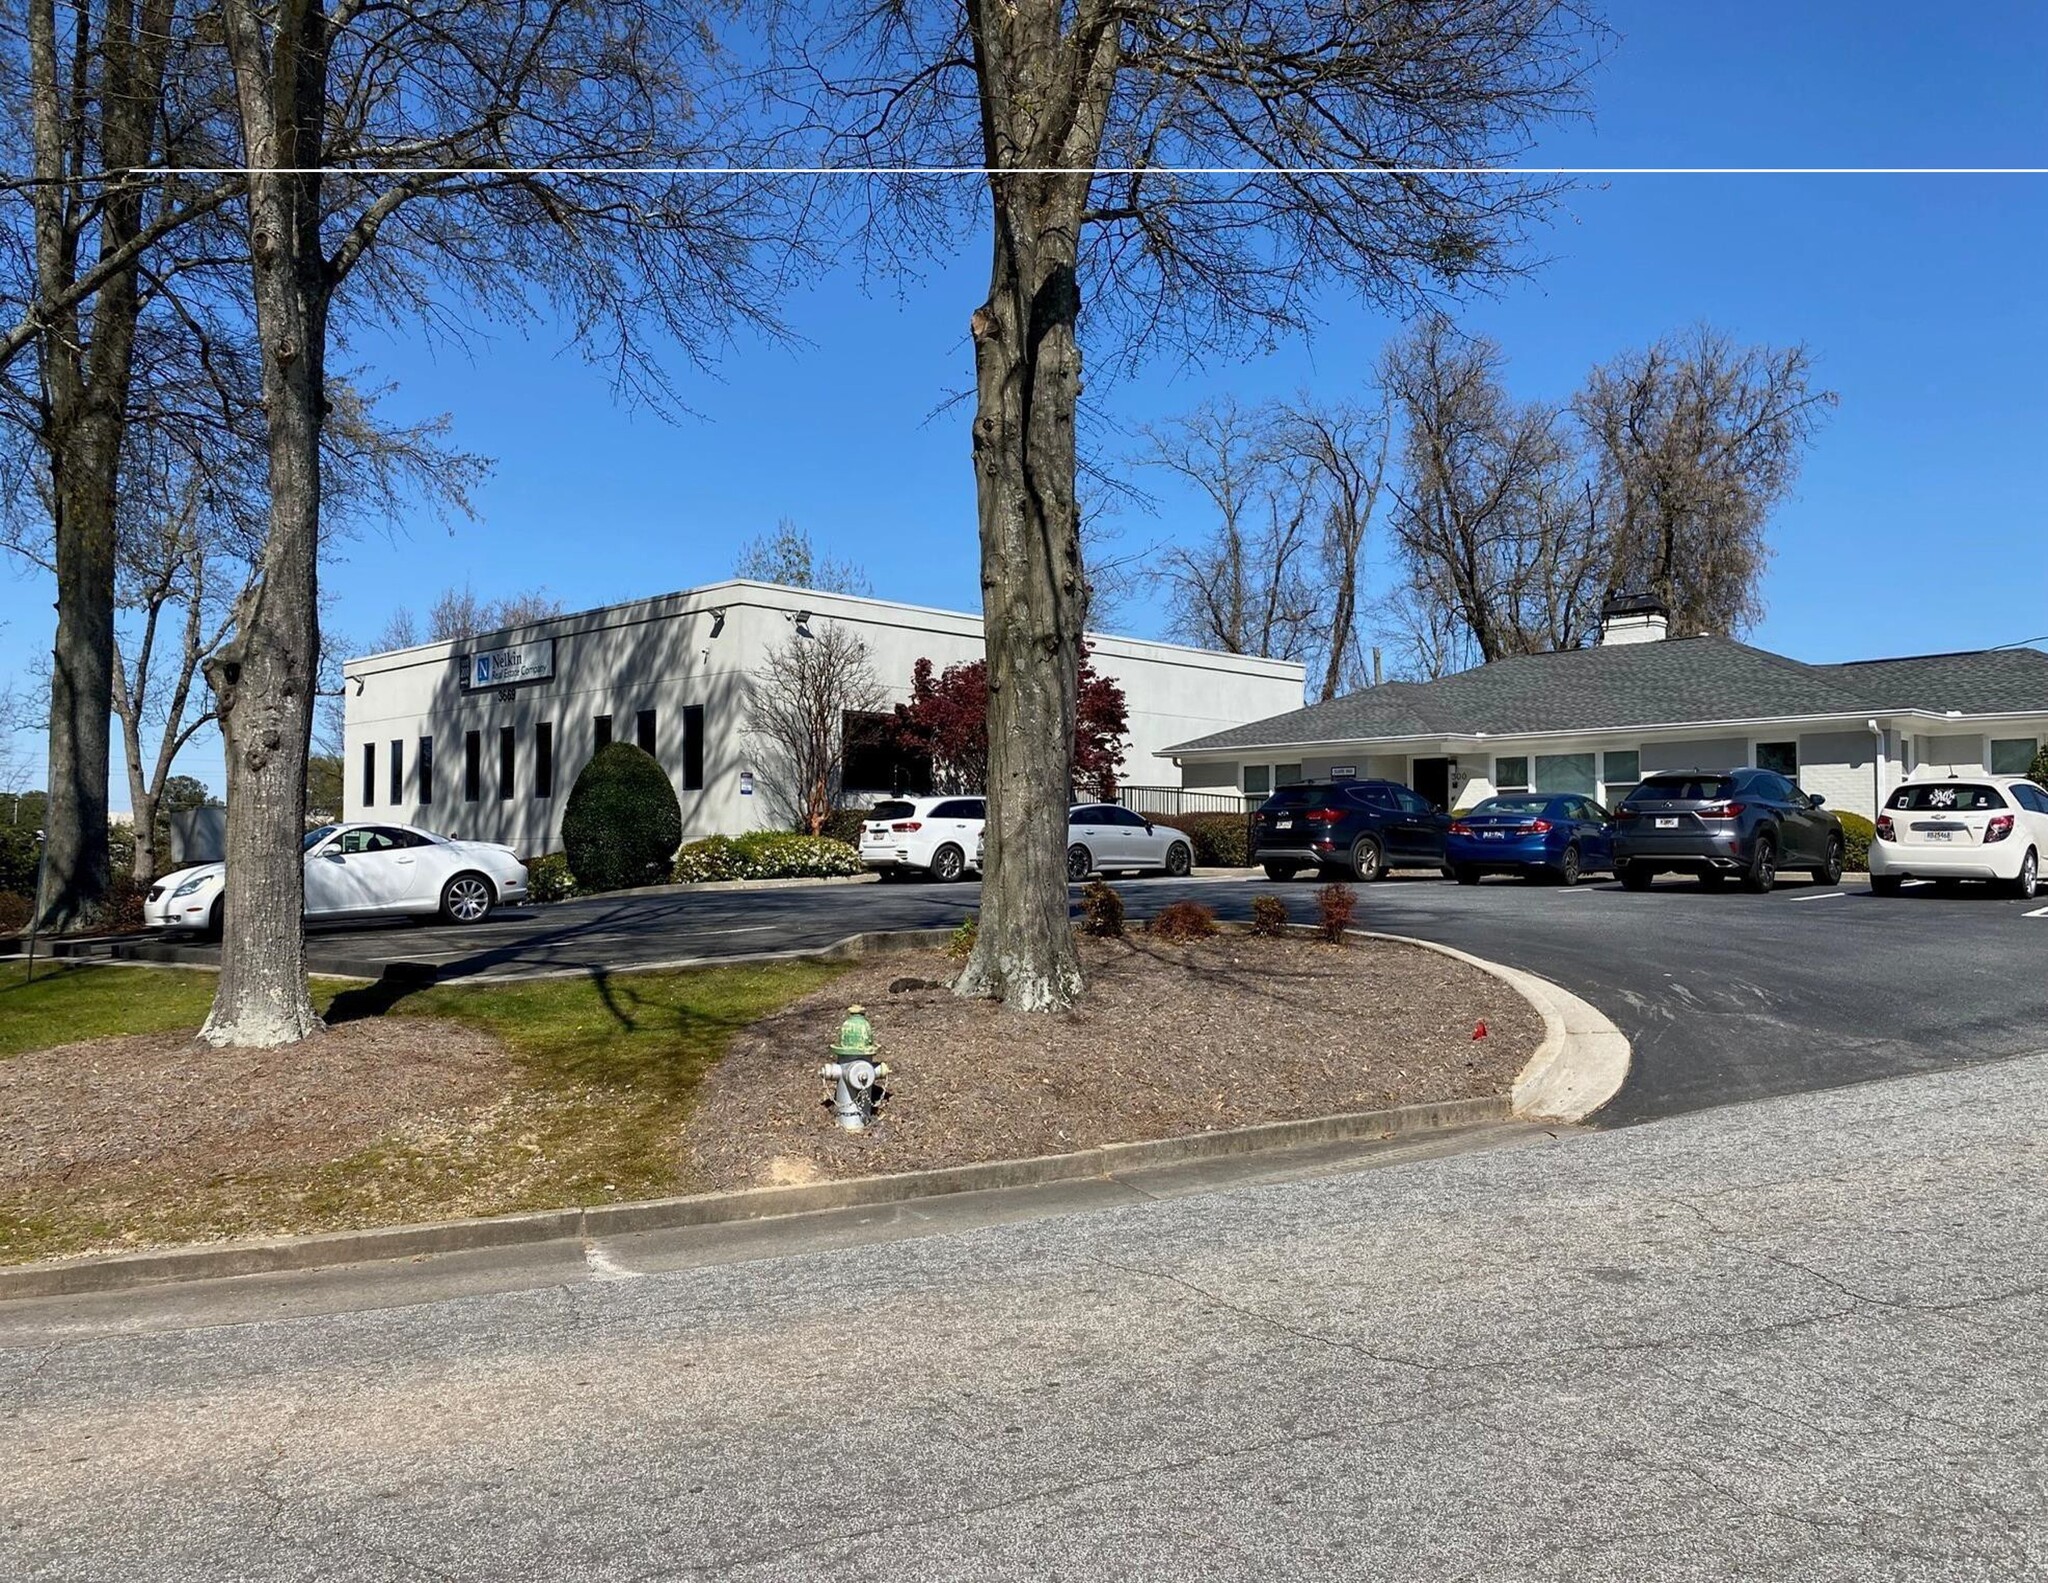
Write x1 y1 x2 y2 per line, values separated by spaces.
1627 777 1734 803
303 825 337 851
867 801 917 820
1888 783 2008 812
1471 796 1552 817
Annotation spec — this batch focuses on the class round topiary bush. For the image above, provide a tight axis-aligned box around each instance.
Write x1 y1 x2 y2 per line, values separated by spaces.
562 742 683 893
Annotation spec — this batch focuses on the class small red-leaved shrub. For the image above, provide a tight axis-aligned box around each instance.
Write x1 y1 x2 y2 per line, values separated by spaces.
1080 879 1125 938
1314 883 1356 944
1249 894 1290 937
1146 899 1219 942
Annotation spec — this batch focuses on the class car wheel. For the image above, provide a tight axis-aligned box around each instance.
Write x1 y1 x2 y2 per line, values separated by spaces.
930 843 965 883
1618 862 1654 892
2006 847 2040 901
1066 844 1092 883
1557 845 1582 886
440 872 496 925
1261 861 1299 882
206 895 225 941
1740 836 1778 894
1869 874 1904 897
1453 864 1481 886
1164 841 1192 878
1816 835 1844 887
1349 835 1386 883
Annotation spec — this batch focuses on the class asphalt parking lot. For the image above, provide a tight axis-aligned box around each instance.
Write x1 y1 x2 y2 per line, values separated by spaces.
125 865 2048 1126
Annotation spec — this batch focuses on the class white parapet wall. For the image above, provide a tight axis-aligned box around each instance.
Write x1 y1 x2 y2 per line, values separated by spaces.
341 579 1305 853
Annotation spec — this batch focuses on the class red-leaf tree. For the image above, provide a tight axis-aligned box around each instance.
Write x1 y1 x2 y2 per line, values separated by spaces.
897 652 1127 799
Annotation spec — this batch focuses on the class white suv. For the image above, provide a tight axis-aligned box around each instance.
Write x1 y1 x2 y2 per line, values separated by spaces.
1869 776 2047 899
859 796 986 882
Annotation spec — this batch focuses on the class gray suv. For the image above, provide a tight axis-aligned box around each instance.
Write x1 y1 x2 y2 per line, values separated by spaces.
1612 768 1845 893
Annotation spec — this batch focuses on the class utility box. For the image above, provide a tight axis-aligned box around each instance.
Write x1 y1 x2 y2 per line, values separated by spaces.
170 807 227 866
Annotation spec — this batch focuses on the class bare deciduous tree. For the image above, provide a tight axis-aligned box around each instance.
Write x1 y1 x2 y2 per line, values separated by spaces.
733 520 874 597
375 584 562 653
201 0 798 1047
1575 327 1835 637
1274 398 1392 702
746 625 884 835
790 0 1599 1008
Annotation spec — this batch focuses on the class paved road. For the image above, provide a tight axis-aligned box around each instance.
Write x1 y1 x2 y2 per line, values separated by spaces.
138 868 2048 1125
8 1051 2047 1580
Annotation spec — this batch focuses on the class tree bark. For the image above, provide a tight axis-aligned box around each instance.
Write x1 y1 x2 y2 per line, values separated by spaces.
203 0 330 1047
953 2 1120 1012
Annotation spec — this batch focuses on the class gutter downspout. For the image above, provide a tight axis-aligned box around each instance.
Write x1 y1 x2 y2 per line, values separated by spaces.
1868 718 1884 820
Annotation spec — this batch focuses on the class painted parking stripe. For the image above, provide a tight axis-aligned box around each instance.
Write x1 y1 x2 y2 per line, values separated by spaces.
2025 904 2048 919
1786 890 1847 902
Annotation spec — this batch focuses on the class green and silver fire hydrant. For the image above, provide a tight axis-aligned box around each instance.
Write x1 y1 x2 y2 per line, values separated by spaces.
820 1005 890 1131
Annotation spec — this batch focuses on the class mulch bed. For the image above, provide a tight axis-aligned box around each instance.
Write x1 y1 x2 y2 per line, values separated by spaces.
0 1020 513 1193
688 933 1542 1192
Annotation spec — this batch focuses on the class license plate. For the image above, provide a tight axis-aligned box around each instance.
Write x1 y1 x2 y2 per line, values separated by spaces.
1482 830 1505 840
1276 819 1294 830
1656 817 1679 829
1926 829 1954 842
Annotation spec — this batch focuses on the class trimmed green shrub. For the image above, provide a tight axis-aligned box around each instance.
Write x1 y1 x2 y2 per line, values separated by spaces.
1147 899 1219 942
947 913 979 959
1152 812 1251 869
1080 879 1124 938
527 852 577 903
820 808 868 846
2030 746 2048 793
0 892 30 934
670 831 864 884
562 743 683 893
1833 811 1875 874
1249 894 1290 937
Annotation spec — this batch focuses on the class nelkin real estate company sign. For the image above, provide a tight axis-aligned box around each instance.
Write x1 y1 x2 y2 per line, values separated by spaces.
461 638 556 690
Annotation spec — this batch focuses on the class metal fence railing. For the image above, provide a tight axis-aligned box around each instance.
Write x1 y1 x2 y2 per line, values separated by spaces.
1116 784 1249 818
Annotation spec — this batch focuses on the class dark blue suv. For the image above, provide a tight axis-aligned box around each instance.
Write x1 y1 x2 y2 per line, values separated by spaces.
1251 780 1450 881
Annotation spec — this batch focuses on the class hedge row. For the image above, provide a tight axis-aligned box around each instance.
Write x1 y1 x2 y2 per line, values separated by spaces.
1151 812 1253 869
1834 810 1874 873
671 832 864 883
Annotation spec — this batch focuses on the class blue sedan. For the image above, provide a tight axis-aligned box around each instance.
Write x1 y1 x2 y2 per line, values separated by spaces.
1445 794 1616 886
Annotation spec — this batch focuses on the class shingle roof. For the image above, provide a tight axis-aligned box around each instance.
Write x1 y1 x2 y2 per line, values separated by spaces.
1169 639 2048 754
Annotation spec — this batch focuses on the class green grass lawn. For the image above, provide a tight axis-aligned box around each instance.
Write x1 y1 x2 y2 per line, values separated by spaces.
0 956 846 1263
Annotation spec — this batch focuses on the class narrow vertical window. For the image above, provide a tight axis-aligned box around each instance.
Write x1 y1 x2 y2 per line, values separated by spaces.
594 713 613 749
418 738 434 804
389 740 403 805
362 742 376 807
636 708 657 757
682 704 705 791
464 731 481 802
536 723 554 799
499 726 516 801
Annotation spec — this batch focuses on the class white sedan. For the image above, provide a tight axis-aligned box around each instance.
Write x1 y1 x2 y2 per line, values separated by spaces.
1066 802 1195 880
144 822 529 934
1869 777 2048 899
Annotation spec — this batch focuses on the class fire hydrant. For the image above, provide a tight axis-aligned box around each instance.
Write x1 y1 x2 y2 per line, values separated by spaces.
820 1005 889 1131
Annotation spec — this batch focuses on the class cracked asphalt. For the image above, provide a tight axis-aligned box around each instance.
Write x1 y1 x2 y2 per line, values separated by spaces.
8 1048 2048 1580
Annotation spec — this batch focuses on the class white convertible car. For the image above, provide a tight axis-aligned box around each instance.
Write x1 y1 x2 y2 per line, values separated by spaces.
144 823 529 935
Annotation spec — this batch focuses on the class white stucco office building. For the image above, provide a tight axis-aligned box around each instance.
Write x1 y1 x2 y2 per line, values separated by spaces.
1168 597 2048 823
341 579 1305 853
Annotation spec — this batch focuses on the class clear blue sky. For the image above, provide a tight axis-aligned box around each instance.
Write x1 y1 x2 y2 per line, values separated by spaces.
5 1 2047 805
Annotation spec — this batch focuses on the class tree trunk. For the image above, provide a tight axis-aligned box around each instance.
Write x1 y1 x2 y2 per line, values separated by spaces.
41 448 119 927
953 198 1089 1011
203 0 329 1048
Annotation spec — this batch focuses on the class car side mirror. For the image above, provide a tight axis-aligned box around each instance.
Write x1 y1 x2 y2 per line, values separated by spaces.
1144 821 1154 834
323 849 345 862
1808 792 1826 807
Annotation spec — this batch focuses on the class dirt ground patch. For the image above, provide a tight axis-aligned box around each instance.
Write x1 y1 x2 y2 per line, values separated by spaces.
689 933 1542 1191
0 1019 513 1189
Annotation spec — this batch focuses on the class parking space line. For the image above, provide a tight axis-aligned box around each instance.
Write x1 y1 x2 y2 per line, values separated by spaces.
1786 890 1847 902
2025 905 2048 919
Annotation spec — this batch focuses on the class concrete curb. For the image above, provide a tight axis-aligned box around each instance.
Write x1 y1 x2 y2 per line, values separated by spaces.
0 1095 1508 1301
0 925 1626 1301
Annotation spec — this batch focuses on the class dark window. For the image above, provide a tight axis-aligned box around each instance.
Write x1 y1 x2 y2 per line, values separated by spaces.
464 731 481 802
682 704 704 791
1394 788 1434 816
842 709 928 795
867 800 918 821
536 723 553 799
1262 786 1323 810
362 742 376 807
594 713 613 750
636 709 657 757
1756 741 1799 778
2015 784 2048 815
418 738 434 804
931 800 979 820
1473 796 1553 817
1106 807 1149 827
389 741 403 804
1887 783 2008 812
499 727 515 801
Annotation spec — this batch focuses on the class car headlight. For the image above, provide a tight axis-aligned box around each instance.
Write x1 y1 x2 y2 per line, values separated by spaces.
172 873 216 898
